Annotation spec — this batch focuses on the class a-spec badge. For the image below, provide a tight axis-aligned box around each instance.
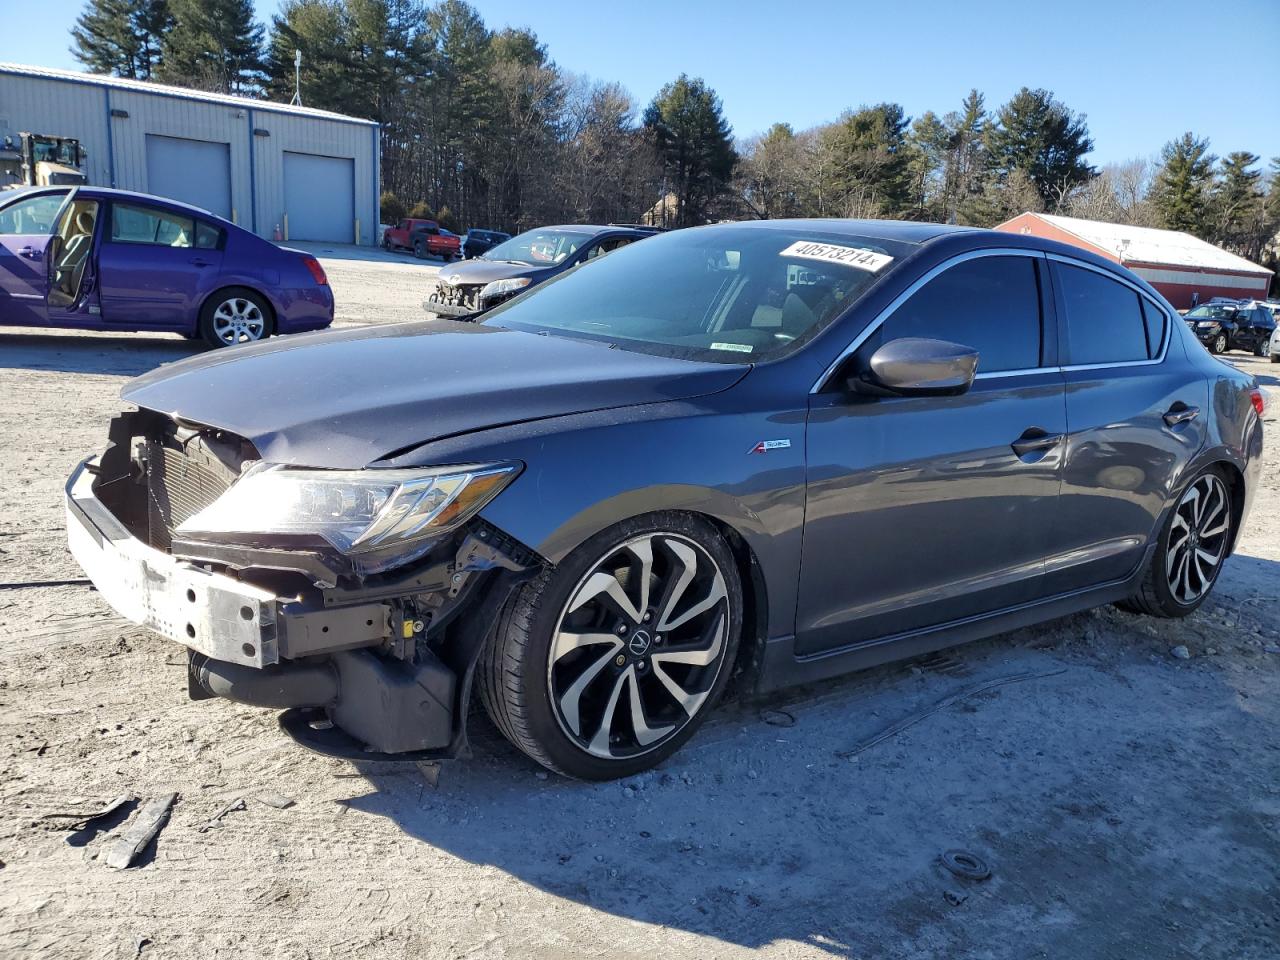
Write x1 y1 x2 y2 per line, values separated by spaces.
749 439 792 454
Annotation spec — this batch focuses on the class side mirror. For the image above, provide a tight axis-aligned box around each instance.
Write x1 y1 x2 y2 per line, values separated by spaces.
849 337 979 397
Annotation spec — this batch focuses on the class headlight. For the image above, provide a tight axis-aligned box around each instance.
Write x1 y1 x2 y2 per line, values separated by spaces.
1197 321 1220 330
480 277 532 300
176 462 520 563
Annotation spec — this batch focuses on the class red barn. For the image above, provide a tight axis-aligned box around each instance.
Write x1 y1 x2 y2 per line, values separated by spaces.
995 212 1273 310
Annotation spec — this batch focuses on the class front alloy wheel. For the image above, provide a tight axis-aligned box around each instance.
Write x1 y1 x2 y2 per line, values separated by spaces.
479 515 741 779
1213 333 1228 354
549 534 728 760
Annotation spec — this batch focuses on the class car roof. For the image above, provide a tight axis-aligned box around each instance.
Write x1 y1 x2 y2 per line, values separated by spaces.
716 218 978 244
2 184 233 226
5 184 213 211
534 224 657 237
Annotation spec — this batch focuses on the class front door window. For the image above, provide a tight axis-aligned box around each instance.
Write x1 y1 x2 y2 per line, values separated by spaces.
0 193 67 235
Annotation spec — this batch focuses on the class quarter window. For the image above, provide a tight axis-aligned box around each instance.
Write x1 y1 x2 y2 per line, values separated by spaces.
1140 298 1167 357
111 203 195 247
195 221 222 250
876 255 1043 373
1057 263 1151 364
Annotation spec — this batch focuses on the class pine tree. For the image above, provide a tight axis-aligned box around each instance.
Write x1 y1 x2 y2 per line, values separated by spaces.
1150 133 1216 235
985 87 1095 209
643 75 736 227
158 0 264 94
70 0 171 80
265 0 355 111
907 110 949 219
1210 152 1269 261
824 102 914 218
946 90 991 224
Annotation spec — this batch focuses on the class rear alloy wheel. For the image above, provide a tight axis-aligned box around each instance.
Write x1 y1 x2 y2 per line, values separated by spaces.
1118 469 1231 617
1165 473 1230 607
200 289 271 348
479 515 742 780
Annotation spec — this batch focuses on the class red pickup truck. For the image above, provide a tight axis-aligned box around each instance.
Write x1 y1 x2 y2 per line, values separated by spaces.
381 218 462 261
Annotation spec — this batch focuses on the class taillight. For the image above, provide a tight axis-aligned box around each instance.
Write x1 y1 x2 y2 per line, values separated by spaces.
302 256 328 285
1250 388 1265 416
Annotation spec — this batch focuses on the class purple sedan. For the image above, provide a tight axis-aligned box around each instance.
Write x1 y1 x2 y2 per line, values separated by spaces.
0 187 333 347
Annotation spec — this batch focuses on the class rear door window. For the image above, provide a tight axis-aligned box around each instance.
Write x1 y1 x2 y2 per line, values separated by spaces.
877 255 1043 373
1056 263 1151 365
111 203 195 247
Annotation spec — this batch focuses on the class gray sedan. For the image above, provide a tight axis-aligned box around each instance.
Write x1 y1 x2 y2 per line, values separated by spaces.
65 219 1263 780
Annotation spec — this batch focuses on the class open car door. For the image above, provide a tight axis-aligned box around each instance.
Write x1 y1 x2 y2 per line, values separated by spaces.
0 190 72 325
45 192 101 316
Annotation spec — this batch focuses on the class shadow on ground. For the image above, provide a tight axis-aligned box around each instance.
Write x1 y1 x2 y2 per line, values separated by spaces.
0 330 202 377
336 566 1280 956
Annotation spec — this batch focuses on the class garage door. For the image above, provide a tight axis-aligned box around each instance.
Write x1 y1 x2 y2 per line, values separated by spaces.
145 135 232 219
283 152 354 243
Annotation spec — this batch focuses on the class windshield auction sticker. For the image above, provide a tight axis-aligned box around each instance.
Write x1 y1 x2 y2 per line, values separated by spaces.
780 241 893 272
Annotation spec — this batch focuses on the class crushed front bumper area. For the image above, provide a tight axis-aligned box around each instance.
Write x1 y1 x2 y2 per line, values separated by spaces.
66 457 537 758
423 281 521 319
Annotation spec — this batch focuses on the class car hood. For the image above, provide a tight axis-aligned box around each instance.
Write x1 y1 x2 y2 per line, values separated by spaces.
122 320 748 468
438 260 549 285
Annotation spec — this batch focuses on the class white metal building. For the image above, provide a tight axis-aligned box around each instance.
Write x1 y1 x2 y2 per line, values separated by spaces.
0 63 380 244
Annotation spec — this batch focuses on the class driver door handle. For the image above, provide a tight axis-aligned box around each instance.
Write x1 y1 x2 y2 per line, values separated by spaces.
18 245 36 258
1011 428 1064 460
1163 403 1200 427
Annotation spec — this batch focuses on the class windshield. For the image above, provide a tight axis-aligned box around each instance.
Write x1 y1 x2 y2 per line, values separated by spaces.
1187 305 1237 320
32 137 80 166
481 225 914 362
482 228 596 265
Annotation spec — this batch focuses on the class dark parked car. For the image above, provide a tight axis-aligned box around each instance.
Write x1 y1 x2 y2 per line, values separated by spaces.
424 224 656 318
66 220 1263 780
460 228 511 259
1185 301 1276 355
0 186 333 347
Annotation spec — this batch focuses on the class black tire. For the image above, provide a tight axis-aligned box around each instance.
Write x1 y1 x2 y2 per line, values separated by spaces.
198 287 273 348
1116 467 1232 618
413 239 426 259
478 512 743 780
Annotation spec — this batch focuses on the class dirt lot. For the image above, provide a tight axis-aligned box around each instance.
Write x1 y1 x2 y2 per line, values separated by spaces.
1 246 1278 960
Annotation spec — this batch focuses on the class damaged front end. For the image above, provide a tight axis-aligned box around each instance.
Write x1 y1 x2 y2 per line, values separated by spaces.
66 409 542 760
424 276 529 319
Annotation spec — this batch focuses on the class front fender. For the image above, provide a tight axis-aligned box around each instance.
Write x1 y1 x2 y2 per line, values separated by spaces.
386 397 808 640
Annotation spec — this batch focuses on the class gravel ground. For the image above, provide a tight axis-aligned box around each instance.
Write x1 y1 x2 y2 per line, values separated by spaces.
1 246 1278 960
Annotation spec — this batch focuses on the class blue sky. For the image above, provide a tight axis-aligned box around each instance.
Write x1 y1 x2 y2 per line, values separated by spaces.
4 0 1278 167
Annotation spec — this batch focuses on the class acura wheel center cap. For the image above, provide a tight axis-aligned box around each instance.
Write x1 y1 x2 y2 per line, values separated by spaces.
628 630 652 657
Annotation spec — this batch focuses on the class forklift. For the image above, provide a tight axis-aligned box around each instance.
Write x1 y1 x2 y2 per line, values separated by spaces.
0 132 88 189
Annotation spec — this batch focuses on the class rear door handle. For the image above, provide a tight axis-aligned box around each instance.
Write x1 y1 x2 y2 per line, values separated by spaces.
189 257 213 267
1011 428 1064 460
1163 403 1200 427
